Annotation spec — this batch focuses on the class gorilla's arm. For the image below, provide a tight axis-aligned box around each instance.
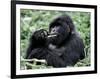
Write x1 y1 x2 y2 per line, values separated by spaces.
25 29 48 59
46 53 66 67
46 36 85 67
46 50 80 67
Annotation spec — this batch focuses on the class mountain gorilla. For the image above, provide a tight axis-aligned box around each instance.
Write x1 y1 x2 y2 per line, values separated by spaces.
25 15 85 67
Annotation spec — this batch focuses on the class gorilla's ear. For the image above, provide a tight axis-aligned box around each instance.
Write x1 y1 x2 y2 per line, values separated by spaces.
67 25 76 35
67 25 70 33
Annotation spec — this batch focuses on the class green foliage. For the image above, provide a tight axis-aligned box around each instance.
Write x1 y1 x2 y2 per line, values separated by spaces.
20 9 91 69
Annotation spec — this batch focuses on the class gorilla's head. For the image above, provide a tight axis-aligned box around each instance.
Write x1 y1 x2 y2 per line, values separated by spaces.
48 15 75 46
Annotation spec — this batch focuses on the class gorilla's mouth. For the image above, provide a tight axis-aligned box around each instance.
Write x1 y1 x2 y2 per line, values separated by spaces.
47 33 62 45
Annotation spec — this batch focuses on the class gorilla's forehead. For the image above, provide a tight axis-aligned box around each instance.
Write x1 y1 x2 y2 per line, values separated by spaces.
50 16 72 27
54 18 66 24
50 19 66 27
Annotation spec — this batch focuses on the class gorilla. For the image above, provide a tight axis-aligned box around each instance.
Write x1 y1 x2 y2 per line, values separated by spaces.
25 15 85 67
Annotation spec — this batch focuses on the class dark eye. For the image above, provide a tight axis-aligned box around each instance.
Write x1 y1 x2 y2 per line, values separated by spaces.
52 28 55 32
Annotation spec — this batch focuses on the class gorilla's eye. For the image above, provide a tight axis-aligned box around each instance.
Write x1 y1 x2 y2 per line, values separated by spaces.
51 26 60 33
52 29 55 32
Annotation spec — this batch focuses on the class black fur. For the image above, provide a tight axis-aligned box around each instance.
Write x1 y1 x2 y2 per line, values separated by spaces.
25 15 85 67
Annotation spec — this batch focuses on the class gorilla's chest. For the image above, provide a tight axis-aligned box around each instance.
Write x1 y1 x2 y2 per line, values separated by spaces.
48 44 57 49
48 44 66 56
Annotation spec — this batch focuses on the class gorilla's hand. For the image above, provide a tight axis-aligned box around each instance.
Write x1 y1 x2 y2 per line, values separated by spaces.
34 29 48 41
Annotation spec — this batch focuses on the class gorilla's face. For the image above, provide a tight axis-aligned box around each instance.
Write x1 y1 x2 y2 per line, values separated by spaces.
49 17 71 46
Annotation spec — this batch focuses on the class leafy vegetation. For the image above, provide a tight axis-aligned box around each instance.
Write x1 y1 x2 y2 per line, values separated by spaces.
20 9 91 69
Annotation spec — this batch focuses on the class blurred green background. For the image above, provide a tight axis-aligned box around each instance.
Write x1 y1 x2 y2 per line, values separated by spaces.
20 9 91 69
